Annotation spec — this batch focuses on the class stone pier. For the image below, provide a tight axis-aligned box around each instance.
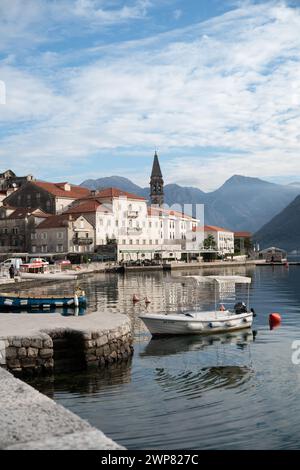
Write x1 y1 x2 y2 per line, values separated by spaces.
0 367 124 450
0 311 133 375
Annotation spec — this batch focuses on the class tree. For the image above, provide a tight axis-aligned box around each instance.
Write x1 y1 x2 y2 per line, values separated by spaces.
203 234 216 250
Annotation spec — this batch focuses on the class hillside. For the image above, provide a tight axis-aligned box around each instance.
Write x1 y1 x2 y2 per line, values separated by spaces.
254 195 300 252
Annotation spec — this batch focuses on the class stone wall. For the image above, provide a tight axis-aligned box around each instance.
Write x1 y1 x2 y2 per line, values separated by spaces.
1 322 133 376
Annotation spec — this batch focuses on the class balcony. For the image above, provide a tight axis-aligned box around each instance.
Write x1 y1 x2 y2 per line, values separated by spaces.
127 210 139 218
73 237 93 246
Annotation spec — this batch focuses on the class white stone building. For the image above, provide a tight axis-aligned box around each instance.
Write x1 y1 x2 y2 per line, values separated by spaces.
204 225 234 254
66 188 199 261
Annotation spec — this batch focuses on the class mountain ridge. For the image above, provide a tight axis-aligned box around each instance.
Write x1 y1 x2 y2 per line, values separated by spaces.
81 175 300 232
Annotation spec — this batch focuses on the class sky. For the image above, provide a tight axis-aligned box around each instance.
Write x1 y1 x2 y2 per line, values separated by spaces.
0 0 300 191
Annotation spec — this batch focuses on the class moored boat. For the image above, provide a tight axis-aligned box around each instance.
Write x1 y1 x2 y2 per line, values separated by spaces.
0 288 86 311
140 275 255 336
140 309 253 336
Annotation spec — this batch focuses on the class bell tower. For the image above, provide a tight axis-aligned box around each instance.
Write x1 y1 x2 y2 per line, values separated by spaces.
150 151 164 206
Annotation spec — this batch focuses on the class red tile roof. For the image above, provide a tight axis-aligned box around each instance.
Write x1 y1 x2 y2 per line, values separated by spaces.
204 225 233 233
95 187 145 201
65 199 112 214
7 208 51 220
33 181 91 199
37 214 84 229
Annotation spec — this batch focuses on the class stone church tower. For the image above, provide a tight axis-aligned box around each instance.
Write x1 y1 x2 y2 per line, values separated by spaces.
150 151 164 206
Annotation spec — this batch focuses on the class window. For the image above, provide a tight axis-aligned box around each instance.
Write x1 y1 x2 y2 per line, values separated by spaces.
99 218 103 226
136 239 140 245
143 240 146 245
41 245 48 253
122 239 126 245
41 232 47 240
57 232 63 239
32 246 36 253
56 244 64 253
31 233 37 240
129 239 133 245
149 239 152 245
155 240 158 245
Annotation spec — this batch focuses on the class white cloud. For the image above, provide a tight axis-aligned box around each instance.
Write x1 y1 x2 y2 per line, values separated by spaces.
0 1 300 189
173 9 182 20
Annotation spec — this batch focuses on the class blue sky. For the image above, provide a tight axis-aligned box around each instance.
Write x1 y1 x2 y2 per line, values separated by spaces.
0 0 300 191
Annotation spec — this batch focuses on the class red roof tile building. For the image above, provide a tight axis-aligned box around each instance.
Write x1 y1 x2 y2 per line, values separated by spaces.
3 180 91 215
33 214 95 255
0 206 51 253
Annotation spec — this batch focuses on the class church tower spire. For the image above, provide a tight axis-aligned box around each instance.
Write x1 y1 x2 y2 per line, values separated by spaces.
150 151 164 206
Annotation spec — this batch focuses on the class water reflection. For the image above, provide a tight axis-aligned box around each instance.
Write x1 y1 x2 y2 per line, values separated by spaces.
141 330 255 357
154 365 253 399
27 358 133 399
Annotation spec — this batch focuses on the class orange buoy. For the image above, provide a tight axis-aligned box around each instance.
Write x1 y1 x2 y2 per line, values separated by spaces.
132 294 140 303
219 304 225 311
269 313 281 329
145 297 151 304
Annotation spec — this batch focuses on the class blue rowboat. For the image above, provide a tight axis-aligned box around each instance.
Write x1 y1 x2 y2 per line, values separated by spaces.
0 289 87 311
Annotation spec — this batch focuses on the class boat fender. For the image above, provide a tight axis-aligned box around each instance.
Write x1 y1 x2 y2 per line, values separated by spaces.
74 294 79 308
251 308 256 317
132 294 140 303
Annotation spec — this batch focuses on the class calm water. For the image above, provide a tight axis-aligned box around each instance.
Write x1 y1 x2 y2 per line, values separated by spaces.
26 266 300 450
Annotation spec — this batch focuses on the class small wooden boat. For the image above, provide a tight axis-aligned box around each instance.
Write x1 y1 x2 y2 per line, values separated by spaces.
0 288 86 311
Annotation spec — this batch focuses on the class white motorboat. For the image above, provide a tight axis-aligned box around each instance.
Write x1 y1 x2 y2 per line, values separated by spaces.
139 275 255 336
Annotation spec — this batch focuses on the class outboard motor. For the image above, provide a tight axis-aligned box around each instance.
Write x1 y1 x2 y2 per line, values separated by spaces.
234 302 247 315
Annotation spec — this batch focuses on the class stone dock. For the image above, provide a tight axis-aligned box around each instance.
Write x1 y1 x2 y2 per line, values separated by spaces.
0 311 133 375
0 311 133 449
0 367 124 450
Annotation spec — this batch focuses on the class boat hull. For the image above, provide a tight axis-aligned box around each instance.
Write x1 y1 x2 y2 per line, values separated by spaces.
139 311 253 336
0 294 87 311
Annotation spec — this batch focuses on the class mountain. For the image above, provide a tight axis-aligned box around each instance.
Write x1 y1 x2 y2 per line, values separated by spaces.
254 195 300 252
81 176 146 196
204 175 300 231
81 175 300 232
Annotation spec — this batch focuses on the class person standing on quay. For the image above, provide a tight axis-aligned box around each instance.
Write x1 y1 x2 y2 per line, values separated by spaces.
9 264 15 279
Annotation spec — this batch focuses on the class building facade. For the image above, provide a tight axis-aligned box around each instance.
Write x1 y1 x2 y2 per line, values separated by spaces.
204 225 234 254
0 170 34 191
33 214 95 254
3 181 91 215
0 207 50 253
